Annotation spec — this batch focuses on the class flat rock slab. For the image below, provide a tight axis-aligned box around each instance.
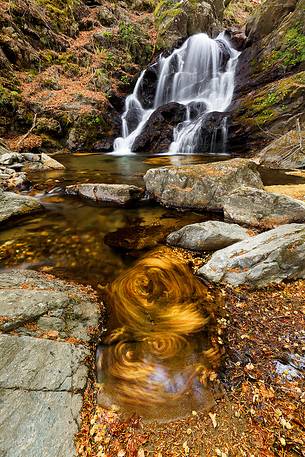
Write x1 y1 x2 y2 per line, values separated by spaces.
166 220 251 251
66 183 145 206
0 270 101 457
0 189 43 225
0 334 87 457
223 186 305 228
0 269 100 341
198 223 305 287
144 158 263 210
0 334 89 391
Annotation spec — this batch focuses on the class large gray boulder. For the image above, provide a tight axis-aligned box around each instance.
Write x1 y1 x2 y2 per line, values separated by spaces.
0 269 100 341
0 335 88 457
144 159 264 210
0 189 43 225
223 186 305 228
166 220 251 251
66 183 145 206
198 223 305 287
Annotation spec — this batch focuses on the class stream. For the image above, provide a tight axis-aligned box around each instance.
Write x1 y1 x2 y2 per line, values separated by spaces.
1 151 305 420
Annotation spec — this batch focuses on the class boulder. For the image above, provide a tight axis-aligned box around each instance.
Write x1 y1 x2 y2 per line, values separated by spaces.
0 168 30 191
155 0 224 49
66 183 145 206
132 103 187 154
0 334 89 391
254 130 305 169
144 158 264 210
0 190 43 225
198 223 305 287
0 335 88 457
166 220 251 251
23 153 65 171
0 269 100 341
223 186 305 228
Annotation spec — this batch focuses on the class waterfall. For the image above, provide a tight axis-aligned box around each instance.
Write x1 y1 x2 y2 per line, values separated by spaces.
112 32 240 156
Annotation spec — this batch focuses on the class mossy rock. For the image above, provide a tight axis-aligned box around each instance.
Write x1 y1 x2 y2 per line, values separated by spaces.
230 71 305 152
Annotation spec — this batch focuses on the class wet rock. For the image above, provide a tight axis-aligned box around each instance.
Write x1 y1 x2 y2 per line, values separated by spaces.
0 167 30 191
198 223 305 287
155 0 224 49
0 189 43 225
66 183 145 206
132 102 187 154
0 334 88 457
166 220 251 251
137 63 159 109
223 186 305 228
104 213 202 250
144 158 264 210
195 112 228 153
0 269 100 341
23 153 65 171
254 130 305 169
224 28 246 51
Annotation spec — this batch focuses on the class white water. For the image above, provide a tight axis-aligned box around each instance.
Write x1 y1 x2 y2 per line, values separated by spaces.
112 33 240 156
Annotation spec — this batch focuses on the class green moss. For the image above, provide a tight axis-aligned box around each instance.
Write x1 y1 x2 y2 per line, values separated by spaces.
239 71 305 126
154 0 183 27
0 85 21 109
262 26 305 70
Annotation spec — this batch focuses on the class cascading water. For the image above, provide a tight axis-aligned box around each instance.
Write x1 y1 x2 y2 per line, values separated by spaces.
112 32 240 155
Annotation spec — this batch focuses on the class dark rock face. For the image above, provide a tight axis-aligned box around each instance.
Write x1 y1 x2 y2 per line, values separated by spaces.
224 28 247 51
196 112 228 153
235 0 305 95
132 102 187 154
246 0 298 45
137 63 159 109
228 0 305 153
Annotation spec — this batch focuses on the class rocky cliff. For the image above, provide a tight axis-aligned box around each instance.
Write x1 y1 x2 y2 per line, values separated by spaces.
0 0 304 153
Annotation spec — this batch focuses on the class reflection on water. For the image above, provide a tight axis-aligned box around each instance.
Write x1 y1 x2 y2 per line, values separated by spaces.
97 247 222 419
0 153 223 286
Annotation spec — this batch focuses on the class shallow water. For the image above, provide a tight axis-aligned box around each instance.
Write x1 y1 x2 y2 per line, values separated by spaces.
0 153 227 286
1 152 305 420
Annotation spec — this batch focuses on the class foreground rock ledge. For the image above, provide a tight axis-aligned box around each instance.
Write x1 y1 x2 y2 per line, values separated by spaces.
198 223 305 288
166 220 251 251
144 158 263 210
0 189 43 225
66 183 145 206
0 269 100 457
